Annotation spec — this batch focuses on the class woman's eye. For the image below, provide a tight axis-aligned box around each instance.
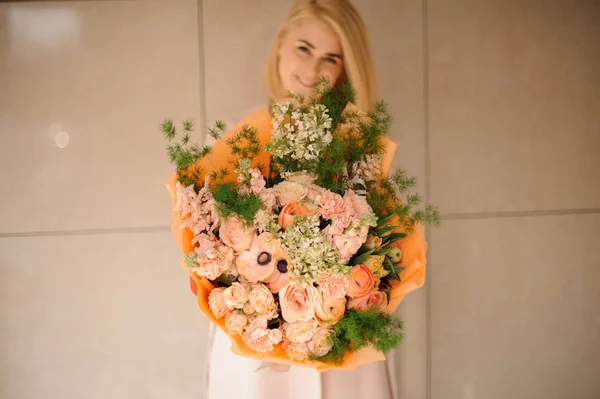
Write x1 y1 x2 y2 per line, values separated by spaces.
298 46 310 54
325 57 338 65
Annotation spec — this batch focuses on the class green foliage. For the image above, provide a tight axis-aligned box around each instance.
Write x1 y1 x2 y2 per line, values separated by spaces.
313 308 404 365
212 183 263 224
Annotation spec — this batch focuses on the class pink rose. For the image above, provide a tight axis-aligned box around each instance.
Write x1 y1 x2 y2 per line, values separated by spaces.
316 270 349 299
318 190 347 219
208 288 229 318
224 282 250 309
241 318 283 352
344 190 371 217
283 341 310 361
331 234 363 262
347 265 375 298
225 310 248 335
283 319 319 343
278 202 308 230
347 289 388 311
219 216 254 253
279 283 320 323
307 327 333 357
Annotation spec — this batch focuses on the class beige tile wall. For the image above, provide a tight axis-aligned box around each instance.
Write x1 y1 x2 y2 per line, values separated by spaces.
1 1 598 398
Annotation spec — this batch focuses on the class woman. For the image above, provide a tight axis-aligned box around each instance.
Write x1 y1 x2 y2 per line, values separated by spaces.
200 1 409 398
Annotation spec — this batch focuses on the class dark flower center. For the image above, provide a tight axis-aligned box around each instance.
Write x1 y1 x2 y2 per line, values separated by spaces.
277 259 288 273
257 251 272 266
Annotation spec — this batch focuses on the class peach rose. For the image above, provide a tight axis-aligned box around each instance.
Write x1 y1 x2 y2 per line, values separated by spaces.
224 282 250 309
208 287 229 318
274 181 306 206
248 284 276 317
219 216 254 253
314 291 346 327
241 318 283 353
278 202 308 230
308 327 333 357
283 319 319 343
316 270 349 299
236 233 281 283
279 283 320 323
332 234 363 262
347 265 375 298
225 310 248 335
283 341 310 361
347 289 388 312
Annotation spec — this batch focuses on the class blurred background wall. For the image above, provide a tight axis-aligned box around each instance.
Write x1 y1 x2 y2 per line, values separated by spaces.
1 1 598 398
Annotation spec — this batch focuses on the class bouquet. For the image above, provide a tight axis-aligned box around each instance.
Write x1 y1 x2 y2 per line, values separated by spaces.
163 82 438 371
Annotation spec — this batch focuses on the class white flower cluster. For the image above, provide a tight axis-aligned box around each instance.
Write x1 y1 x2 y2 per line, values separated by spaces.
267 102 333 162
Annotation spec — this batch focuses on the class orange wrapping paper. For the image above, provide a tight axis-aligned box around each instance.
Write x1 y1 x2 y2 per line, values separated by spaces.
165 107 428 371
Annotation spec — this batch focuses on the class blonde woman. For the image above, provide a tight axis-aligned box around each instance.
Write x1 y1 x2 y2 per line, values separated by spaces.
201 1 418 398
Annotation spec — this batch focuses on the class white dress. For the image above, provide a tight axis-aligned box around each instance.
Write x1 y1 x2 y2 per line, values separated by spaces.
205 324 396 399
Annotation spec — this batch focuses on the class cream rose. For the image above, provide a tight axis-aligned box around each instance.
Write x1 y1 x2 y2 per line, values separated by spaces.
307 327 333 357
219 216 254 253
279 283 320 323
225 310 248 335
283 319 319 343
241 318 283 352
224 282 250 309
208 287 229 318
274 181 307 206
347 265 375 298
248 284 277 319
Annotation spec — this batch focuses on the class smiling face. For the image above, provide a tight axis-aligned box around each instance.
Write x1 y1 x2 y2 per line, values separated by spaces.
277 18 345 99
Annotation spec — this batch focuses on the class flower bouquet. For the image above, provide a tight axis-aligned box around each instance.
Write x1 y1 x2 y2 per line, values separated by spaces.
163 82 438 371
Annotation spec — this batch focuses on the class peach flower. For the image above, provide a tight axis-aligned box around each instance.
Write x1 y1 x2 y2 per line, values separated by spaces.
347 265 375 298
347 289 388 311
283 341 310 361
219 216 254 253
192 234 234 280
225 310 248 335
316 270 349 299
308 327 334 357
224 282 250 309
241 318 283 353
208 287 229 318
283 319 319 343
278 202 308 230
236 233 282 283
263 251 292 294
279 283 320 323
314 291 346 327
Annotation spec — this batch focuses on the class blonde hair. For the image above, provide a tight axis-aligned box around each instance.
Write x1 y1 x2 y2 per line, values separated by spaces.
264 0 377 112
